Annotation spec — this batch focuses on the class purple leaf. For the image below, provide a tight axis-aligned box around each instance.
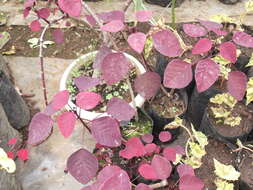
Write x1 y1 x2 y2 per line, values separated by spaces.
58 0 81 17
127 32 146 53
177 164 195 178
179 175 204 190
52 29 64 44
163 59 192 89
163 147 176 162
30 20 41 32
159 131 172 142
134 72 161 99
107 97 135 121
119 137 146 159
57 112 76 138
37 8 50 19
183 24 207 37
136 183 152 190
27 112 53 145
141 133 153 144
233 31 253 48
74 76 100 91
91 117 121 147
227 71 247 101
192 38 212 54
151 155 172 180
138 164 158 180
23 8 30 18
152 29 183 57
174 145 186 155
211 29 228 36
101 52 130 85
144 143 157 155
135 10 153 22
67 149 98 185
43 103 57 116
76 92 101 110
24 0 36 8
198 19 223 31
86 11 125 26
93 46 112 70
195 59 220 92
220 42 237 63
101 20 125 33
51 90 69 110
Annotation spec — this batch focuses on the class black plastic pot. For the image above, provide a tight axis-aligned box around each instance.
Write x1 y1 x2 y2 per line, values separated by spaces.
239 152 253 190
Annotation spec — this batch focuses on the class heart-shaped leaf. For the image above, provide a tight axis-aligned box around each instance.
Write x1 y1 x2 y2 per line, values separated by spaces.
101 52 130 85
136 183 152 190
163 147 176 162
74 76 100 91
135 10 153 22
144 143 157 155
101 20 125 33
163 59 192 89
119 137 146 159
159 131 172 142
52 29 64 44
127 32 146 53
151 155 172 179
195 58 220 92
177 164 195 178
27 112 54 145
51 90 69 110
93 46 112 70
138 164 158 180
220 42 237 63
107 97 135 121
233 31 253 48
198 19 222 31
183 24 207 37
37 8 50 19
23 7 31 18
91 117 121 147
152 29 183 57
192 38 212 54
76 92 101 110
141 133 153 144
134 72 161 99
57 112 76 138
58 0 81 17
86 11 125 26
30 20 41 32
227 71 247 101
179 175 204 190
67 148 98 184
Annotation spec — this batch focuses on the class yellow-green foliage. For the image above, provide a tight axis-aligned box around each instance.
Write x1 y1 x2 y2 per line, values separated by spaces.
214 159 240 181
0 147 16 173
246 77 253 105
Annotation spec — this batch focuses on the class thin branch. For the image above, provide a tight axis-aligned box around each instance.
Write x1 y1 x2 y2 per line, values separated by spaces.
123 0 133 12
127 76 139 121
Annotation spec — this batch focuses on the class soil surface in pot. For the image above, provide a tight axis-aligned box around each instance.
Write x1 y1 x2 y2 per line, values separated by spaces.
67 58 137 112
207 102 253 138
195 138 238 189
239 152 253 190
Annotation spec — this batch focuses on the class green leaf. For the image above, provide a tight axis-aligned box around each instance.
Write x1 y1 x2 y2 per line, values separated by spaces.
191 124 208 148
164 117 183 129
215 178 234 190
246 77 253 105
245 0 253 12
27 37 39 48
184 156 202 169
189 142 206 159
245 53 253 67
213 159 240 181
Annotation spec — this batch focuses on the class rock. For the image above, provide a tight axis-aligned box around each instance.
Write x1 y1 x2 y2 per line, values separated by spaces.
0 57 30 129
0 103 22 190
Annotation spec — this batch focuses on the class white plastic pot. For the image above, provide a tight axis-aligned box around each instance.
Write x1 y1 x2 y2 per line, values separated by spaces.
59 51 146 121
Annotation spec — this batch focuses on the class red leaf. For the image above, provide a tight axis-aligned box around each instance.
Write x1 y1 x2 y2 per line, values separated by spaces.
17 149 28 161
233 31 253 48
7 138 17 145
23 8 31 18
7 152 15 159
152 29 183 57
93 46 112 70
29 20 41 32
119 137 146 159
198 19 222 31
135 10 153 22
195 59 220 92
91 117 121 147
51 90 69 110
220 42 237 63
76 92 101 110
101 20 125 33
177 164 195 178
127 32 146 53
67 148 98 185
227 71 247 101
211 29 228 36
163 147 176 162
152 155 172 180
107 97 135 121
159 131 172 142
24 0 36 8
101 52 130 85
27 112 54 145
57 112 76 138
74 76 100 91
134 72 161 99
52 29 64 44
37 8 50 19
179 175 204 190
163 59 192 89
58 0 81 17
141 133 153 144
183 24 207 37
138 164 158 180
136 183 152 190
86 11 125 26
192 38 212 54
144 143 157 155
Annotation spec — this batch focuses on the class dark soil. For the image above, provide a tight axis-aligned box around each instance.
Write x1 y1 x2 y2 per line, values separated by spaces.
239 152 253 189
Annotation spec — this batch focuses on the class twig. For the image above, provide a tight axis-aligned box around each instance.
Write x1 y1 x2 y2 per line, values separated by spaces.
126 76 138 121
171 0 177 29
123 0 133 12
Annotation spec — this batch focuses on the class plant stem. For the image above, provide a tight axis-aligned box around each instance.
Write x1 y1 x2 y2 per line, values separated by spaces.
126 76 139 121
149 179 168 189
171 0 177 29
123 0 133 12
